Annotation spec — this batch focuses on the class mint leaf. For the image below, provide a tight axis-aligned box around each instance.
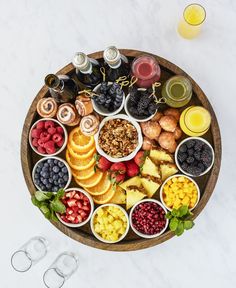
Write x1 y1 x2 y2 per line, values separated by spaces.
56 189 65 199
50 199 66 214
184 220 194 230
171 208 180 217
165 211 172 220
31 196 42 208
178 205 189 217
40 204 51 219
175 221 184 236
35 191 53 202
169 217 179 231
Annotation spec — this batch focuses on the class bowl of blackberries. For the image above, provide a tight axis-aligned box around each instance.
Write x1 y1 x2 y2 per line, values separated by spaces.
92 81 125 116
124 87 158 122
32 156 72 192
175 137 215 177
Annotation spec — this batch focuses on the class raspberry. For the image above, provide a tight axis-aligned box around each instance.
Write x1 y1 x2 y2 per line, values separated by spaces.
32 138 39 147
48 127 57 135
44 141 56 154
40 132 51 143
37 146 46 154
45 120 55 129
52 133 63 143
31 128 42 139
38 139 45 147
36 121 45 129
56 126 64 134
56 139 64 147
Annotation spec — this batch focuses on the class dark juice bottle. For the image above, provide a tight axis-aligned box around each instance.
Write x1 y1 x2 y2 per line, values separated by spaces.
103 46 130 82
73 52 102 88
45 74 78 103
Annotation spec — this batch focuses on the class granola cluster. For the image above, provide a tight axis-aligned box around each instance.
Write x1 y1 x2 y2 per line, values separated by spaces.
98 119 138 158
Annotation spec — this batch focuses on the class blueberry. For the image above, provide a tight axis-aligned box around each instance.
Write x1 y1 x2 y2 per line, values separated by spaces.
58 178 64 184
59 172 64 178
63 175 68 182
41 185 46 191
53 166 60 173
38 162 44 168
49 178 54 183
62 167 68 173
34 173 39 179
54 159 58 164
35 179 40 185
52 186 58 192
53 174 59 181
40 177 44 182
44 163 49 168
59 183 65 188
58 161 64 168
54 180 58 185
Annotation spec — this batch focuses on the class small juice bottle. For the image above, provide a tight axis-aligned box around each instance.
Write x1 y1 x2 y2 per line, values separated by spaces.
180 106 211 136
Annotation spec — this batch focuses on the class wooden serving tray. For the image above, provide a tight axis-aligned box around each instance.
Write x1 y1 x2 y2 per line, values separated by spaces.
21 49 221 251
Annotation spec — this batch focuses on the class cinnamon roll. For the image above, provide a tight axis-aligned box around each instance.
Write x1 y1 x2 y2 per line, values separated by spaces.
57 103 80 126
37 97 58 118
80 114 99 136
75 95 93 116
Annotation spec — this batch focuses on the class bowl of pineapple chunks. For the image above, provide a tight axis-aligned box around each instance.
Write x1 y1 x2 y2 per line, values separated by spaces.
90 204 129 243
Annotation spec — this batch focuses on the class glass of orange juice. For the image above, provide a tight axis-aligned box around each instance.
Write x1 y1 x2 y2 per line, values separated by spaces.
178 3 206 39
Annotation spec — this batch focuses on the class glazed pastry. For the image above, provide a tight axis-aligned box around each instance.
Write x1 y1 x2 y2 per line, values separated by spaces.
164 108 180 121
159 115 177 132
75 95 93 116
158 132 177 153
142 137 157 151
57 103 80 126
140 121 161 140
37 97 58 118
151 111 163 122
173 126 182 140
80 114 99 136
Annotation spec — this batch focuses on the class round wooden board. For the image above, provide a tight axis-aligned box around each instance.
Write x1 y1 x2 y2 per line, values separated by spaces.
21 49 221 251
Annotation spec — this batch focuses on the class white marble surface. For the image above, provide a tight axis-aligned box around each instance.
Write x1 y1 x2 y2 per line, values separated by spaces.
0 0 236 287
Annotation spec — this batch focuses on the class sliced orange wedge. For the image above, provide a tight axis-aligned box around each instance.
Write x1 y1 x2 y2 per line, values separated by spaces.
71 166 95 180
93 185 116 204
69 127 95 153
66 150 95 171
67 143 96 160
75 170 103 188
85 172 111 196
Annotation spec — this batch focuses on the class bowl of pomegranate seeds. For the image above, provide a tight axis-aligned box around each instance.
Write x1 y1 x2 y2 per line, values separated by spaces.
57 188 94 227
129 199 169 238
29 118 67 156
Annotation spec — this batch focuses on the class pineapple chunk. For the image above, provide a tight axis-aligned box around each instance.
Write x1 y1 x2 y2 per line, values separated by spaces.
126 188 146 210
119 176 142 190
160 163 178 181
149 149 174 163
140 177 161 198
141 157 161 178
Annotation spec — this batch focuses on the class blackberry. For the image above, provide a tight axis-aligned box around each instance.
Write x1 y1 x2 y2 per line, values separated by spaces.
186 156 195 164
179 144 187 153
137 96 151 112
194 151 201 161
178 152 188 163
148 102 157 115
198 163 205 173
181 162 188 171
186 140 196 149
201 150 212 167
100 81 109 94
194 140 204 151
187 148 194 156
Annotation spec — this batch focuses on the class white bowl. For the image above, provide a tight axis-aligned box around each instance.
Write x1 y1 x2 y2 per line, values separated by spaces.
92 82 125 116
32 156 72 192
90 203 130 244
175 137 215 177
124 88 157 122
94 114 143 163
129 199 169 239
160 174 200 212
29 118 68 157
56 188 94 228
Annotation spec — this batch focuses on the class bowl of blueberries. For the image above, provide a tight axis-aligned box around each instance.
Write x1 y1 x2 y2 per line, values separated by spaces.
175 137 215 177
124 87 158 122
92 81 125 116
32 156 72 192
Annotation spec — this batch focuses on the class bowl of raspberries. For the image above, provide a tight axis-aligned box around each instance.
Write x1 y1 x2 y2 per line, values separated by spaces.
175 137 215 177
29 118 67 156
92 81 125 116
125 87 158 122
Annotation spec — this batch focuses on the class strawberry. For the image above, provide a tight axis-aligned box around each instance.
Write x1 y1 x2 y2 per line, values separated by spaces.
40 132 51 143
126 160 139 177
52 133 63 143
110 172 125 184
66 208 73 215
36 121 45 130
66 191 76 198
44 120 55 129
95 155 112 172
67 198 77 207
48 127 57 135
60 215 69 223
44 141 56 154
31 128 42 139
56 126 64 134
72 206 79 213
37 146 46 154
76 215 83 223
32 138 39 147
134 151 147 167
110 162 126 174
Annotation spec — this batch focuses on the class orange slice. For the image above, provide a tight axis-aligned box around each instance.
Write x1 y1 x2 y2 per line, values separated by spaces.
67 143 96 160
93 185 116 204
75 170 103 188
85 172 111 196
71 166 95 180
66 150 95 171
69 127 95 153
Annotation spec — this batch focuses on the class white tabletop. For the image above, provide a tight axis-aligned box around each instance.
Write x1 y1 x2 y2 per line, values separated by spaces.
1 0 235 287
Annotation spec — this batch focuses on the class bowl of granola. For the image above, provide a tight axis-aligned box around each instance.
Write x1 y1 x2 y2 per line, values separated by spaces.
94 114 143 162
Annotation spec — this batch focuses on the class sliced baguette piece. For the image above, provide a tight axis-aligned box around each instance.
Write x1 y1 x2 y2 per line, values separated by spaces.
126 188 146 210
160 163 178 181
141 157 161 178
140 177 161 198
149 148 174 164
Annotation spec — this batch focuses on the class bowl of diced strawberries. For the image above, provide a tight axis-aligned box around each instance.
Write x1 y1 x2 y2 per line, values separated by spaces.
56 188 94 227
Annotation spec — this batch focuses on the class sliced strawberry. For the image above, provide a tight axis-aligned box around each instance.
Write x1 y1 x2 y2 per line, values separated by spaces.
56 126 64 134
48 127 57 135
67 215 76 222
72 206 79 213
80 211 87 219
77 201 83 208
31 128 43 139
67 199 77 207
82 205 90 212
66 208 73 215
56 139 64 148
60 215 69 223
36 121 45 130
77 215 83 223
32 138 39 147
66 191 76 198
74 193 81 200
45 120 55 129
40 132 51 143
37 146 46 154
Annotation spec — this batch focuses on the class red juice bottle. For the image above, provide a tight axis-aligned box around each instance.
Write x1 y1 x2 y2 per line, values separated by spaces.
131 55 161 88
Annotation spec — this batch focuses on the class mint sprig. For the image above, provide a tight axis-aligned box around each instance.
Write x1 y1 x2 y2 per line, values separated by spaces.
31 188 66 222
165 205 195 236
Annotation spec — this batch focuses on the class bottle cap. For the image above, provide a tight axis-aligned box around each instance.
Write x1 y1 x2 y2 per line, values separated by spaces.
73 52 90 72
45 74 60 89
103 46 121 66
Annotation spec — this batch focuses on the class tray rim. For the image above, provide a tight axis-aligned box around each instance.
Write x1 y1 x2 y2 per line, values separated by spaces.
20 49 222 251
